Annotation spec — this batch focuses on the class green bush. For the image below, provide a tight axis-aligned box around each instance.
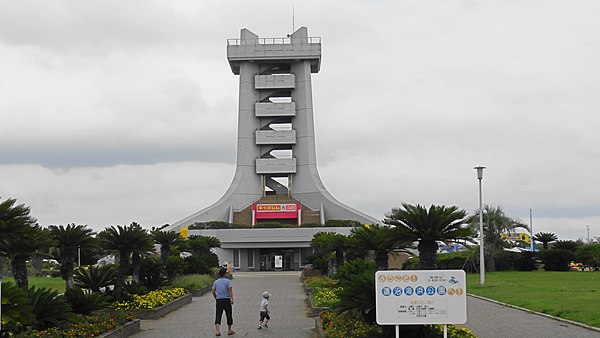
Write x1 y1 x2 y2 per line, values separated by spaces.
64 287 110 315
402 252 476 272
11 310 134 338
306 276 337 290
542 248 575 271
402 256 419 270
0 282 35 334
437 251 477 272
324 220 362 227
311 286 342 308
189 221 232 229
74 265 116 293
575 243 600 270
139 256 168 290
170 274 214 293
401 249 536 273
28 286 72 329
493 250 522 271
307 254 329 274
320 309 382 338
517 251 537 271
334 259 375 286
166 255 185 281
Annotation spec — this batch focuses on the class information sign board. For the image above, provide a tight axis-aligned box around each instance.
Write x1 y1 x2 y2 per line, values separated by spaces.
274 255 283 268
375 270 467 325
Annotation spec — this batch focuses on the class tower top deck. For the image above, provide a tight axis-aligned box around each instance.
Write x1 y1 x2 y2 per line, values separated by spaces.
227 26 321 75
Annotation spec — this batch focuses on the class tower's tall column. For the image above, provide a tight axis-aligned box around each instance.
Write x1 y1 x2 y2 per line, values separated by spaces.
169 27 377 230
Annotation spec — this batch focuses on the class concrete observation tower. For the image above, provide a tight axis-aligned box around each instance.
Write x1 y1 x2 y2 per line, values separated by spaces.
169 27 377 230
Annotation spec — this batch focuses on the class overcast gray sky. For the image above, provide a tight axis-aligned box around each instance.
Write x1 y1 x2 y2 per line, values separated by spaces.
1 0 599 241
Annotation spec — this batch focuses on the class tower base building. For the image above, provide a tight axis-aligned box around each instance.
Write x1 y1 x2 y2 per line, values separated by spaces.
167 27 378 271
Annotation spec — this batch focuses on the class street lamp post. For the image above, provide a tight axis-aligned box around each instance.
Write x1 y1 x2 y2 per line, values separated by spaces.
530 209 534 252
474 166 486 286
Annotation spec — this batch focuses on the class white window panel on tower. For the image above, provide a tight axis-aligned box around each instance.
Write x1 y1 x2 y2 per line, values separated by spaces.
255 130 296 145
255 102 296 117
255 74 295 89
256 158 297 174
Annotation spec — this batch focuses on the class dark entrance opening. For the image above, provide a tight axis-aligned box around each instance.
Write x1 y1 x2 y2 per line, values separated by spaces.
259 248 295 271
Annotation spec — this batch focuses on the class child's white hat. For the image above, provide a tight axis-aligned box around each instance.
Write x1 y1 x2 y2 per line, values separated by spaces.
262 291 271 298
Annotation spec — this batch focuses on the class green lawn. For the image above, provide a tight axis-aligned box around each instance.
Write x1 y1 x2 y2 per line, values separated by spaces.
466 271 600 328
3 276 66 293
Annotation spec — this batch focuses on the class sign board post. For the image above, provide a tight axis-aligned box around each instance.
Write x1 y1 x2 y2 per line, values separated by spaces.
375 270 467 338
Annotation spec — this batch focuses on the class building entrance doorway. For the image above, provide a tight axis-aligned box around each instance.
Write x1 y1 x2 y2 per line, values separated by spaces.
259 249 295 271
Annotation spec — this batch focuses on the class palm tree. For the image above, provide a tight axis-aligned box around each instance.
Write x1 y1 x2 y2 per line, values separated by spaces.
0 198 45 287
1 225 55 289
383 203 474 270
311 232 348 276
533 232 558 250
48 224 97 290
0 198 36 248
151 229 182 267
334 259 377 324
186 235 221 255
97 223 154 298
128 223 155 283
346 224 412 270
74 265 116 293
553 239 580 252
468 205 528 272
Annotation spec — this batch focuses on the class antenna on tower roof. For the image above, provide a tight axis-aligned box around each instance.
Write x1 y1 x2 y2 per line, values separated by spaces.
292 5 295 33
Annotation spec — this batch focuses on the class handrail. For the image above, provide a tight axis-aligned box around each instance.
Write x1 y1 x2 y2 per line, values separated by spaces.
227 37 321 46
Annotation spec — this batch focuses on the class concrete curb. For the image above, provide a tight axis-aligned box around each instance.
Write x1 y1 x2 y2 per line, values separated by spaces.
191 285 212 297
98 319 141 338
131 293 193 320
301 274 326 337
467 293 600 333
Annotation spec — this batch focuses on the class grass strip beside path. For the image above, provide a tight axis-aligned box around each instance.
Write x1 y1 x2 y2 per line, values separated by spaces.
3 276 66 293
466 271 600 328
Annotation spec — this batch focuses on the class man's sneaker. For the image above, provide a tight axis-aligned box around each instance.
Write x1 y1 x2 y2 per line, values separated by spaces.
257 325 263 329
263 323 268 328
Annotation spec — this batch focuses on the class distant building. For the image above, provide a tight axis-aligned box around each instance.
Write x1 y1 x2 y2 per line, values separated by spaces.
166 27 378 271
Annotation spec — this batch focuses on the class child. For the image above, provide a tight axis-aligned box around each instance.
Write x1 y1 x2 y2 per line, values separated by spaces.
257 291 271 329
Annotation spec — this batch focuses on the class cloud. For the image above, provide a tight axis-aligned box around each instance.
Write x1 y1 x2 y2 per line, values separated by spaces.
0 0 599 241
1 162 233 232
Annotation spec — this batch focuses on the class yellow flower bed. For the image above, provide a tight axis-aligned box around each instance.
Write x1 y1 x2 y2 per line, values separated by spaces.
113 288 187 310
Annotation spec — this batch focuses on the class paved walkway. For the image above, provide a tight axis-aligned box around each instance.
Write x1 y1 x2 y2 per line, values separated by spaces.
130 271 600 338
131 271 317 338
461 295 600 338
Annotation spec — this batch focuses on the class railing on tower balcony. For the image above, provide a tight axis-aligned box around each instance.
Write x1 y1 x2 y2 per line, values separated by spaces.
226 37 321 46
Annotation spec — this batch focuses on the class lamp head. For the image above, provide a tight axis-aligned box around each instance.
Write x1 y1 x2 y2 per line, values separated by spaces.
474 166 486 180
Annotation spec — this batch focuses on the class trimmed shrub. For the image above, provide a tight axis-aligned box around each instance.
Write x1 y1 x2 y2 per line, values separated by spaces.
189 221 231 229
437 251 478 272
575 243 600 270
324 220 362 227
493 250 521 271
542 248 575 271
170 274 213 293
517 251 537 271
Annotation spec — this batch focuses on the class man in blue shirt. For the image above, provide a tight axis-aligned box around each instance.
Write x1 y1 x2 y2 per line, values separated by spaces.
212 268 235 336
